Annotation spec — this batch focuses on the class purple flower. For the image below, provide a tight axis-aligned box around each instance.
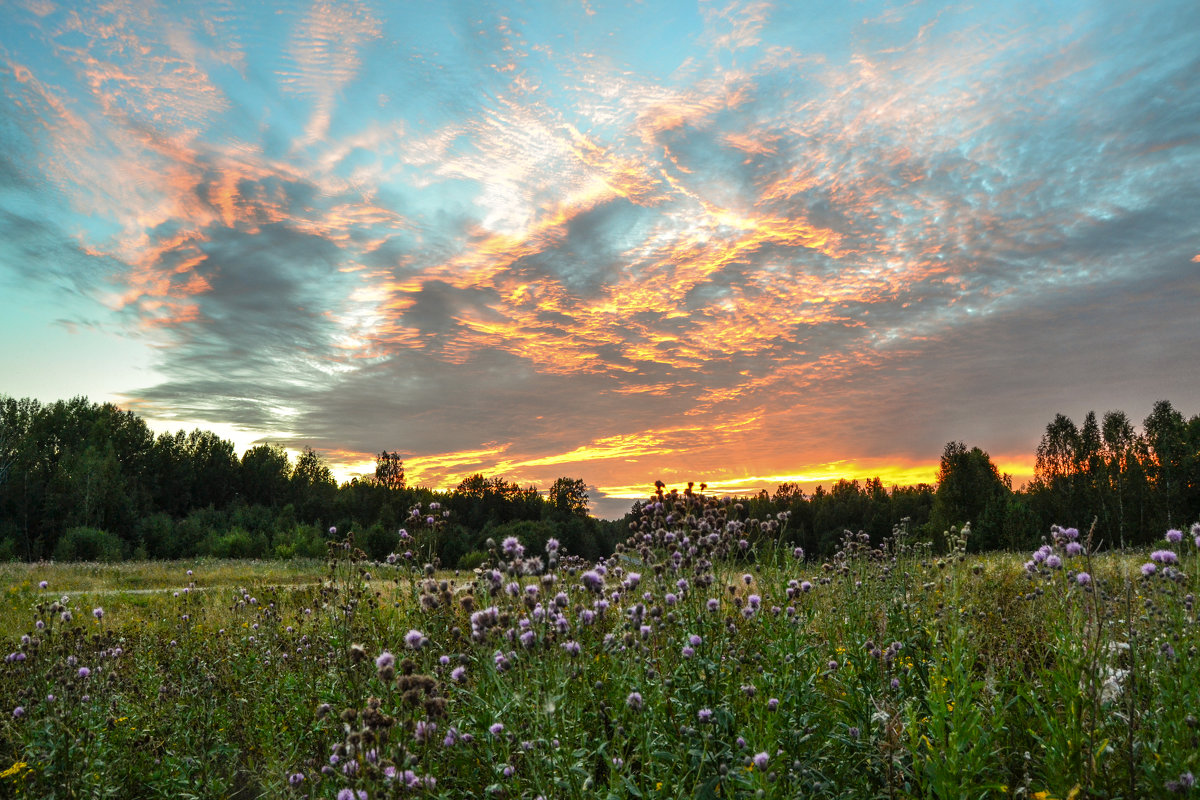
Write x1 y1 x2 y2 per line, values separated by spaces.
1065 542 1083 556
1165 529 1183 543
626 691 643 711
404 629 427 649
800 581 812 592
414 720 437 743
753 752 769 769
1076 572 1091 586
93 607 104 620
707 598 719 612
376 651 394 670
78 667 91 678
689 634 702 646
793 547 804 559
12 706 24 718
545 538 560 553
1045 554 1062 570
451 666 467 682
698 708 713 722
1141 563 1157 577
581 570 603 591
288 772 304 786
501 536 524 558
767 698 779 711
1151 550 1178 564
681 646 695 658
38 580 48 589
489 722 505 736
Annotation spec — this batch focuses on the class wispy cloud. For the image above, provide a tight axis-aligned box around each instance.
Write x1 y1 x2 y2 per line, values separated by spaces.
2 0 1198 516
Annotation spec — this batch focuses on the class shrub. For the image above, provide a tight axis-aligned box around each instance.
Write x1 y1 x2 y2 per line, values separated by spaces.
456 549 488 570
52 526 125 562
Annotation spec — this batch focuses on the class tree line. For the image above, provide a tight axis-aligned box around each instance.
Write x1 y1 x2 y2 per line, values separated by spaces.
1 395 1196 564
0 396 620 565
737 400 1199 555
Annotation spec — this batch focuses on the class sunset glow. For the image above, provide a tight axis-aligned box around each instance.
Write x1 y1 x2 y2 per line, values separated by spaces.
2 0 1198 517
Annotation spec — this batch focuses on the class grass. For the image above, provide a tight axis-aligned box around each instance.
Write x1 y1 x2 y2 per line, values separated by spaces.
1 503 1197 799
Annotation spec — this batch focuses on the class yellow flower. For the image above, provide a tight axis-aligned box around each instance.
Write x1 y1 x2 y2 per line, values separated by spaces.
1 761 28 779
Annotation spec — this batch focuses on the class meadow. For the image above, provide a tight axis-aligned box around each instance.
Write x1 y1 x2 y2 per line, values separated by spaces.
1 492 1197 799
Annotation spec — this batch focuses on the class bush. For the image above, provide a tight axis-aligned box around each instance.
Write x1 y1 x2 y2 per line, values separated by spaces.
456 549 488 570
53 527 125 562
273 525 325 560
135 512 176 559
208 527 267 559
359 523 395 562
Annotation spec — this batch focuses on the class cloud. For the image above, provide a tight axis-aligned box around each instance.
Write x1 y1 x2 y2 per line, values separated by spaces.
2 0 1198 517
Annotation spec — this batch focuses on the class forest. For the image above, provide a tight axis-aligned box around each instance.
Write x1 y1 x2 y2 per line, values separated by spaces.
0 395 1197 565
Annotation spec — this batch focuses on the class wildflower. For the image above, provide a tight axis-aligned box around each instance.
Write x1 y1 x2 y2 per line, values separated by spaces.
1167 772 1196 792
1065 542 1083 556
753 752 769 769
376 651 394 670
793 547 804 559
767 698 779 711
1076 572 1092 586
627 692 643 711
707 598 719 612
501 536 524 558
12 707 23 718
698 708 713 723
288 773 304 786
1165 529 1183 543
800 581 812 592
1151 550 1178 564
93 607 104 620
581 570 604 591
891 678 901 690
404 629 427 649
546 538 560 553
1141 563 1157 577
414 720 437 743
78 667 91 678
682 646 695 658
489 722 505 735
1045 554 1062 570
39 580 48 589
561 641 581 656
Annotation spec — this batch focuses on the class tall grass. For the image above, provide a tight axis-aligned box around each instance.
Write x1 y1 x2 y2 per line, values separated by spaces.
1 498 1197 799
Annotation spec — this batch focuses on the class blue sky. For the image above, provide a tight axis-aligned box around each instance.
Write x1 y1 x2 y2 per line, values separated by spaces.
2 0 1198 517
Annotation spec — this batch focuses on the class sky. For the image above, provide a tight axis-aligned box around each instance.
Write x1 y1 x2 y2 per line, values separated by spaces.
2 0 1198 519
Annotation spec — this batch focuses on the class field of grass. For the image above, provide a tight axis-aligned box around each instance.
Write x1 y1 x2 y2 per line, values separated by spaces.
1 500 1198 799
